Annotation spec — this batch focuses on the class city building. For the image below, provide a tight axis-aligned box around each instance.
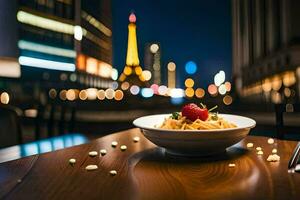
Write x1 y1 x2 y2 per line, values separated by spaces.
232 0 300 103
0 0 115 88
144 43 161 85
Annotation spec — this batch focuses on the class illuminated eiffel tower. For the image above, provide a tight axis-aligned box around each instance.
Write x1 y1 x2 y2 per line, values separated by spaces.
119 13 147 87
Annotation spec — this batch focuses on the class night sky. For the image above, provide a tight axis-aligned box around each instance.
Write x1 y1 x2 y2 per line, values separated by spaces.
112 0 232 88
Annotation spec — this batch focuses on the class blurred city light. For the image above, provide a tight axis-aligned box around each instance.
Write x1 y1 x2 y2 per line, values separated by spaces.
184 78 194 88
86 88 98 100
111 69 118 80
170 97 184 105
224 81 231 92
284 88 291 97
121 82 130 90
158 85 168 95
59 90 67 100
283 71 296 87
17 11 74 35
262 78 272 92
49 89 57 99
134 66 143 75
105 88 115 99
150 84 159 94
66 89 76 101
114 90 124 101
129 13 136 23
18 40 76 58
130 85 140 95
74 25 83 41
185 88 194 98
214 70 225 86
111 82 119 90
195 88 205 98
218 84 227 95
97 90 105 100
167 62 176 72
124 66 132 75
150 44 159 54
141 88 154 98
79 90 88 100
223 95 233 105
170 88 185 98
185 61 197 74
19 56 75 71
0 92 10 104
271 75 282 91
141 70 152 81
208 84 218 96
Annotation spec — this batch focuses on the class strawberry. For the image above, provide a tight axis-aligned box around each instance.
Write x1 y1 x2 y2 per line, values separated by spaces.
181 103 209 121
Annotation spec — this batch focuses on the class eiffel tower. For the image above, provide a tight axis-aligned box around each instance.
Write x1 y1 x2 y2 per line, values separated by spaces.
119 13 147 87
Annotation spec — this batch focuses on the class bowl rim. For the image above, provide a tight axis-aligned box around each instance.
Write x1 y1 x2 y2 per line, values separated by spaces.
133 113 256 133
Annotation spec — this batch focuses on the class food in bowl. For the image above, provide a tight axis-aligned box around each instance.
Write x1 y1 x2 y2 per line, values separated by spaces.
159 103 237 130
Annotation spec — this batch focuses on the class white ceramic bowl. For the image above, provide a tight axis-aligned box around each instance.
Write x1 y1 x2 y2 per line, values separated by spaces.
133 114 256 156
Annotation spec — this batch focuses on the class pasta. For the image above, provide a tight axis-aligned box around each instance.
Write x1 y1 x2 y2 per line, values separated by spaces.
159 113 237 130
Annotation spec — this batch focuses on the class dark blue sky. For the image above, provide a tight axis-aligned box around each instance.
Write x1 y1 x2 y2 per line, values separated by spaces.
112 0 232 88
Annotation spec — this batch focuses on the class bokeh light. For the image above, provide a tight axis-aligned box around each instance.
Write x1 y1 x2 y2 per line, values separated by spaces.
114 90 124 101
223 95 233 105
158 85 168 95
185 88 194 98
208 84 218 96
262 78 272 92
185 61 197 74
121 82 130 90
124 66 132 75
167 62 176 72
214 70 226 86
79 90 87 100
141 70 152 81
66 89 76 101
141 88 154 98
224 81 231 92
184 78 194 88
195 88 205 98
134 66 142 75
150 43 159 54
150 84 159 94
49 88 57 99
111 69 118 80
271 91 282 104
130 85 140 95
97 90 105 100
0 92 10 104
86 88 97 100
105 88 115 99
170 88 185 98
272 75 282 91
59 90 67 100
112 81 119 90
170 97 184 105
218 84 227 95
284 88 291 97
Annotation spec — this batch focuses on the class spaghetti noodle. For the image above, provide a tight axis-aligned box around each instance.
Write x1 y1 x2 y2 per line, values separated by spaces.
159 113 237 130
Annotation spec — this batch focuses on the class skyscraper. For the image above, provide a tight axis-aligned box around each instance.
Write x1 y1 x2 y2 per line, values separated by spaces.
0 0 114 82
144 43 161 85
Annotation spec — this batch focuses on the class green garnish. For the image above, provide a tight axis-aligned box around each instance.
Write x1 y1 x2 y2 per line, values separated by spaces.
171 112 179 119
208 105 218 112
211 112 219 121
200 103 206 108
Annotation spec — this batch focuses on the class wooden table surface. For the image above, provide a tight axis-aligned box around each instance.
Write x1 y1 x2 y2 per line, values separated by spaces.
1 128 300 200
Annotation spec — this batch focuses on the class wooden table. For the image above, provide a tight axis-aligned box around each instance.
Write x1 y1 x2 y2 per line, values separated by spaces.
1 128 300 200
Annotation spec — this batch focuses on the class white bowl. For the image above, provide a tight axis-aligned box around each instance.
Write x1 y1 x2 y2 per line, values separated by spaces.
133 114 256 156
